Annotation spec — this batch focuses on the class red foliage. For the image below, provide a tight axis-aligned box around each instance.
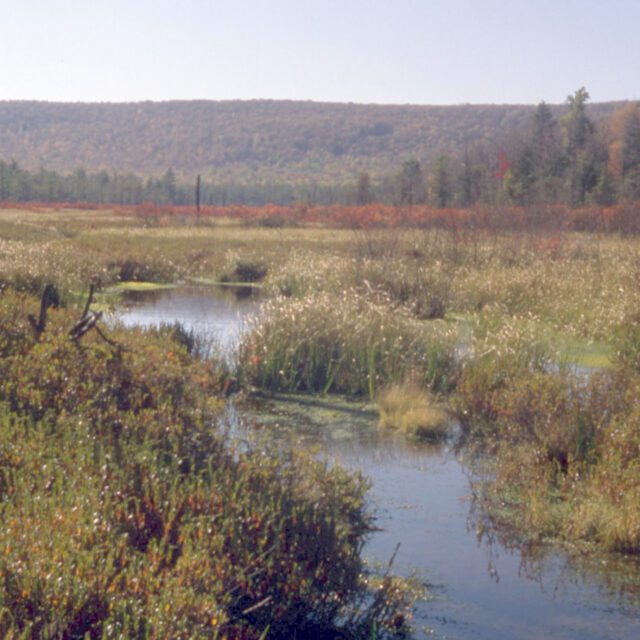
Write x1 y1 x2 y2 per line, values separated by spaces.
530 233 565 259
494 148 511 181
3 200 640 236
567 202 640 234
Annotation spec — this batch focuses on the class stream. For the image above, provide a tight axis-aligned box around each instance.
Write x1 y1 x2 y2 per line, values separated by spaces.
114 284 640 639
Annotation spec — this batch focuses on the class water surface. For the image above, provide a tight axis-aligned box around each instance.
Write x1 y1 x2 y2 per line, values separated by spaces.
114 283 259 352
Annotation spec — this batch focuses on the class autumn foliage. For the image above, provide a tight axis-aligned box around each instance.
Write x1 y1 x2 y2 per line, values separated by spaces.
4 200 640 235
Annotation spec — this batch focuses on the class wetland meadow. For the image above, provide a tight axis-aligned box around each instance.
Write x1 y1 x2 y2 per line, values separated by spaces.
2 204 640 638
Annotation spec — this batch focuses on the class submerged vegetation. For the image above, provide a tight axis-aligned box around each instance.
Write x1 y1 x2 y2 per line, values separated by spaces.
3 202 640 635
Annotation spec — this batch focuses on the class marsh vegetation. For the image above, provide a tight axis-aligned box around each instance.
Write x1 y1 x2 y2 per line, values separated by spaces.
2 205 640 637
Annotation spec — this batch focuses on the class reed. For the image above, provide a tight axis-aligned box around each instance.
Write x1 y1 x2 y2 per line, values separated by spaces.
237 291 459 398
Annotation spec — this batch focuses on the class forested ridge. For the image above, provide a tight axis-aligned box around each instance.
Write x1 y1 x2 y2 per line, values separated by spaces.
0 92 637 206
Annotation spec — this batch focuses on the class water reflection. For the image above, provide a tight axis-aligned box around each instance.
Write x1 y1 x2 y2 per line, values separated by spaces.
114 284 260 353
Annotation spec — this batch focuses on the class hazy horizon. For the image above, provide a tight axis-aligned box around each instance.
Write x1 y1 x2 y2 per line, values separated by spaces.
0 96 633 108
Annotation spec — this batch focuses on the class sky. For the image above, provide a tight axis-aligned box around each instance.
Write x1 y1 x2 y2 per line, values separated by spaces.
2 0 639 106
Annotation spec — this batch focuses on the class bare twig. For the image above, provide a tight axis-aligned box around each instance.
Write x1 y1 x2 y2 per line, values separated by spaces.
81 282 95 318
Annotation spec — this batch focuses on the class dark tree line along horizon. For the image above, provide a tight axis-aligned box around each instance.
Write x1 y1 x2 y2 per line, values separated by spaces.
1 90 638 209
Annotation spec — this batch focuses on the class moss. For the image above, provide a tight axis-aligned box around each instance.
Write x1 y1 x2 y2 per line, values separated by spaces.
115 281 175 291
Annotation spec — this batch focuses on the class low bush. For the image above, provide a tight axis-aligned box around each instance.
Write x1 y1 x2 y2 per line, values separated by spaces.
220 253 267 284
110 256 176 283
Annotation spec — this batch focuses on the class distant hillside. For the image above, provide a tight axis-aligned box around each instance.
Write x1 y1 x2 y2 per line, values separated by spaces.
0 99 625 184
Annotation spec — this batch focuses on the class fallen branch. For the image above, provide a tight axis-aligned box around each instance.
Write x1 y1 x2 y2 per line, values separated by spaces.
69 283 119 348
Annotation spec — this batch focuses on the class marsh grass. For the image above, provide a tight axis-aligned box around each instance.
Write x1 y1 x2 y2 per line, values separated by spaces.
237 291 459 398
453 309 640 552
348 256 453 320
462 352 640 551
455 313 558 436
569 397 640 552
5 212 640 346
5 207 640 556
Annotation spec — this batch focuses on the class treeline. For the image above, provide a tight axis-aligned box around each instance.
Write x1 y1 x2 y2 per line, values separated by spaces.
0 162 347 206
381 89 640 208
1 89 638 208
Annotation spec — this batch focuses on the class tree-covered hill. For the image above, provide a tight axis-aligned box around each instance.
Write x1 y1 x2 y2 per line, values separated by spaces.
0 99 625 184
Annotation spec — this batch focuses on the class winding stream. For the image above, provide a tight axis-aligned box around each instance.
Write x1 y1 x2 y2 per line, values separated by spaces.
115 284 640 639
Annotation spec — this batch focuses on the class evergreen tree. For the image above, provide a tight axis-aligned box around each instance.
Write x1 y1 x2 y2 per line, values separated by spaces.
72 168 88 201
593 168 616 206
563 88 596 205
514 146 536 205
620 103 640 199
160 168 177 204
456 147 483 206
397 158 424 205
564 87 594 156
428 155 452 207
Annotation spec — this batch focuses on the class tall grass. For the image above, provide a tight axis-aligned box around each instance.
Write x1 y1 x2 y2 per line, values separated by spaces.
237 291 459 398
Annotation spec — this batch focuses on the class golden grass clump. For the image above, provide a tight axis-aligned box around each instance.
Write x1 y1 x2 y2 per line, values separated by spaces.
377 382 450 439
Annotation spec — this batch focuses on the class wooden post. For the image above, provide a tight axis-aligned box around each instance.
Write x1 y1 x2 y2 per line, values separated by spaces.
196 174 201 219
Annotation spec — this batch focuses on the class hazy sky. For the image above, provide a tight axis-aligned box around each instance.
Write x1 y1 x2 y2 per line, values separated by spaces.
2 0 639 105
